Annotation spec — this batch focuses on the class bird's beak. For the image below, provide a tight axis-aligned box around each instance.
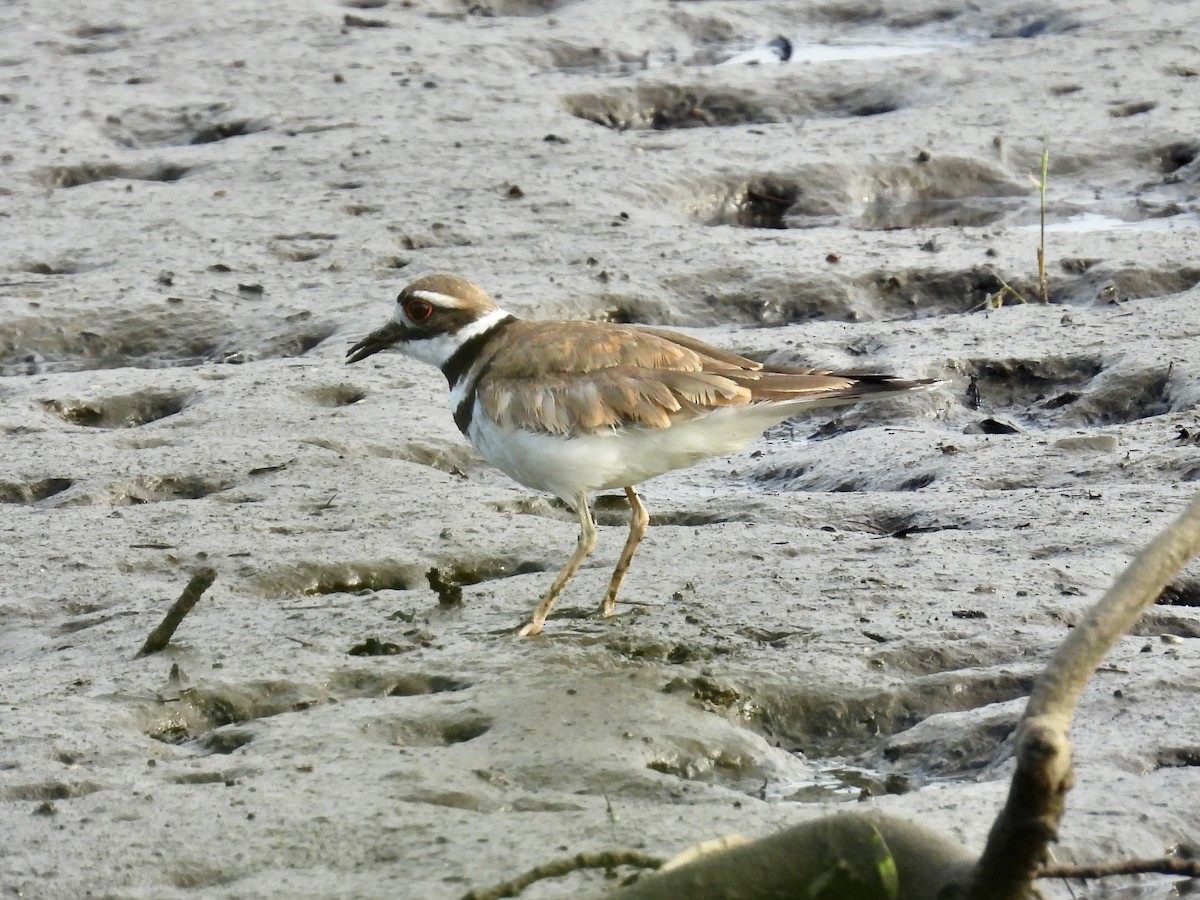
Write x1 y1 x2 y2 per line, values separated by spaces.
346 320 407 364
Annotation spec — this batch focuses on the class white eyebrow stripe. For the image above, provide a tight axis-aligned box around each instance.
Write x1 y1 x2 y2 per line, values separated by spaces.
410 289 467 308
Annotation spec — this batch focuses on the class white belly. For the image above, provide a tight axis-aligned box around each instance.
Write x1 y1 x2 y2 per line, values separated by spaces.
466 400 809 505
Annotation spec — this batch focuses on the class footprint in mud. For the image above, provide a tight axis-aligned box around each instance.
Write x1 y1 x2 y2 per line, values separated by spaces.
377 441 478 478
269 232 336 263
457 0 571 16
963 356 1103 417
2 780 106 802
645 733 784 795
424 558 550 608
253 556 547 600
876 699 1024 779
664 263 1200 327
356 712 493 747
253 560 427 598
56 22 131 55
302 383 367 407
89 474 231 505
565 80 903 131
961 356 1178 428
139 670 474 745
3 306 338 375
566 84 780 130
656 662 1031 800
0 477 74 505
41 390 190 428
740 665 1037 758
41 161 191 188
662 270 863 325
1048 265 1200 306
13 472 227 509
1157 576 1200 608
101 102 267 148
1130 609 1200 640
694 157 1027 230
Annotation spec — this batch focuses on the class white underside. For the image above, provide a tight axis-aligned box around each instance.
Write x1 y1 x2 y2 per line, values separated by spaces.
466 398 831 505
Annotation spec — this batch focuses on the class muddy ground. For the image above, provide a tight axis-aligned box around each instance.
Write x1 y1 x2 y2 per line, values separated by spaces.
2 0 1199 897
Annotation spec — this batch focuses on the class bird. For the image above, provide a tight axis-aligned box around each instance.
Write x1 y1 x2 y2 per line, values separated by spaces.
347 274 939 636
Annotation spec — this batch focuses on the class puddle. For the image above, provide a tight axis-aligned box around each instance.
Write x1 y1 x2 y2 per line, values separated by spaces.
776 763 911 802
721 39 947 67
1026 212 1200 234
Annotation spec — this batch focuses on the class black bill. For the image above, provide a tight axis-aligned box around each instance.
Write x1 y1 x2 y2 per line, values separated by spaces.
346 320 406 364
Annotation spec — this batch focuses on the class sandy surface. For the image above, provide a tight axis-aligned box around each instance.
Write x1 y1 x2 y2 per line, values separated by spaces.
2 0 1200 897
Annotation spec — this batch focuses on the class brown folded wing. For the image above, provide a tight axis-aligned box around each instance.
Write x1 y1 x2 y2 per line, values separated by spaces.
475 320 905 435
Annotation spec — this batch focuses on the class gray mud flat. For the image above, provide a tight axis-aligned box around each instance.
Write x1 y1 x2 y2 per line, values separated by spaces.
2 0 1199 898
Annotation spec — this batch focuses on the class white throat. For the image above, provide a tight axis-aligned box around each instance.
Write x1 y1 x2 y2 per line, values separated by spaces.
395 306 513 369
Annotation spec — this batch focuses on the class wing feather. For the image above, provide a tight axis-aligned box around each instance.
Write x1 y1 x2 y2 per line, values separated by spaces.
473 319 928 435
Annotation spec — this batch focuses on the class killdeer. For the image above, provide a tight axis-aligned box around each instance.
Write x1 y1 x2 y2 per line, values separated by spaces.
347 274 938 636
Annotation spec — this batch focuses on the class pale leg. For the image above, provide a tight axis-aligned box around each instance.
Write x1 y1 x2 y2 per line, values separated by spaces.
598 485 649 619
519 491 596 636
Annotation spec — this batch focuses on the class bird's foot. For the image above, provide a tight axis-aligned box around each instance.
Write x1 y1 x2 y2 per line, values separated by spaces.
517 619 544 637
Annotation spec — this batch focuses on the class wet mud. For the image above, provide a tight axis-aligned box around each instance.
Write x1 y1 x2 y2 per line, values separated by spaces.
1 0 1199 898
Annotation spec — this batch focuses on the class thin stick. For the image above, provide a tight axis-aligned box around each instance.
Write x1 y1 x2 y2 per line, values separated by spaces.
137 568 217 656
1038 141 1049 303
1040 856 1200 880
969 492 1200 900
460 850 663 900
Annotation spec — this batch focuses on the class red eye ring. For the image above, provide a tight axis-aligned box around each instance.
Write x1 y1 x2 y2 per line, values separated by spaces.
404 298 434 322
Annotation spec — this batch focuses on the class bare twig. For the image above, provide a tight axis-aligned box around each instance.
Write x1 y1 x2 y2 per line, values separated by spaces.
982 266 1031 307
137 568 218 656
1037 141 1049 303
461 850 663 900
969 492 1200 900
1040 855 1200 880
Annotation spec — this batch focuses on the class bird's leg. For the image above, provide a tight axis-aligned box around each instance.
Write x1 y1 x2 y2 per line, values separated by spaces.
519 492 597 636
598 485 649 619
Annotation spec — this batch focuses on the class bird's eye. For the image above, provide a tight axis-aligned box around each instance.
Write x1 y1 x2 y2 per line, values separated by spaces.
404 298 434 322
